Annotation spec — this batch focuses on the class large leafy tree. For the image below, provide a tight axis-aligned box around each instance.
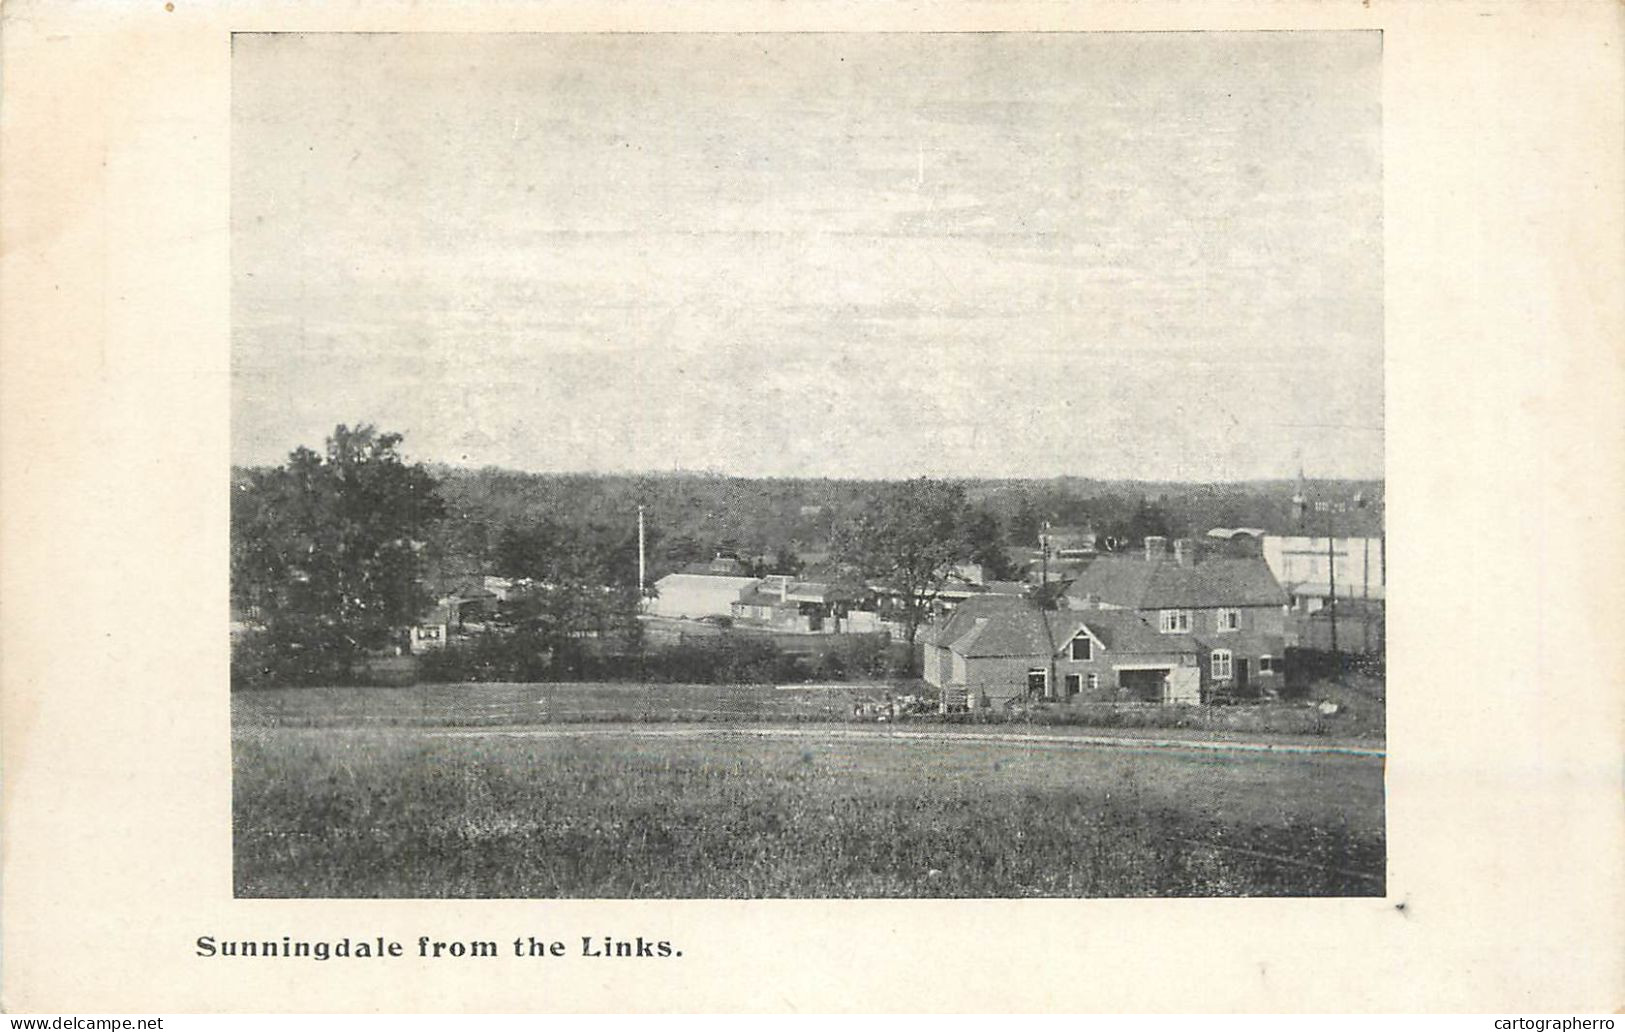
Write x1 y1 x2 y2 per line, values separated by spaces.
490 515 647 674
232 425 445 683
965 507 1017 580
1007 494 1042 547
1102 495 1173 551
832 478 973 659
493 517 643 588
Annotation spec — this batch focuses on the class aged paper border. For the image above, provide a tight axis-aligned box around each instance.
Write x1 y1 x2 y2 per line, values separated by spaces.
3 0 1622 1014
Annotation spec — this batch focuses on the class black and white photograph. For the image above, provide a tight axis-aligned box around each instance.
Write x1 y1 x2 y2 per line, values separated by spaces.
229 30 1386 899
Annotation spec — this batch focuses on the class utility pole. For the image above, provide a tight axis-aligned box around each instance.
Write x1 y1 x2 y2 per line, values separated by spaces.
637 505 646 602
1362 535 1371 653
1297 482 1365 660
1040 520 1051 587
1323 503 1338 656
1039 521 1055 701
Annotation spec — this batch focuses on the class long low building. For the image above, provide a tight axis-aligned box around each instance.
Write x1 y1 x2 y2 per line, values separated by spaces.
647 572 760 620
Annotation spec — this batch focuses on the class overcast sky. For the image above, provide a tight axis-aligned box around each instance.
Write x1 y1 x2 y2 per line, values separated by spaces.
233 31 1382 480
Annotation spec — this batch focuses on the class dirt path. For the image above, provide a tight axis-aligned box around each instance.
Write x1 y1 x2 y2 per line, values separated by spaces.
374 724 1387 759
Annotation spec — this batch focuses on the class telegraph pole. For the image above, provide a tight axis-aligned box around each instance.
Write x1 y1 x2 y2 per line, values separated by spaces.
637 505 646 600
1298 482 1365 660
1040 520 1051 586
1362 535 1371 653
1323 504 1338 656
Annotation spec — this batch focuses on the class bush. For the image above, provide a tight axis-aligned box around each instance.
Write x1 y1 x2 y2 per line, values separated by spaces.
416 630 552 683
230 630 364 690
243 625 916 689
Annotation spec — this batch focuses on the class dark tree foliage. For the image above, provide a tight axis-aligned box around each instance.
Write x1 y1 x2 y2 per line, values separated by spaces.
769 546 805 577
493 518 643 589
659 532 709 568
496 583 646 679
831 478 975 657
1101 496 1174 551
231 425 445 685
965 508 1017 580
1007 494 1043 547
486 516 648 678
390 467 1381 581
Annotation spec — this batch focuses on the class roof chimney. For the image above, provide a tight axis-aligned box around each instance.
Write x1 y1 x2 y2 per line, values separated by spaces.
1144 536 1167 562
1173 538 1197 566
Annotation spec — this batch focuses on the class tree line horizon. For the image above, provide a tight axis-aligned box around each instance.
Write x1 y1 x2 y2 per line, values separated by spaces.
230 425 1384 687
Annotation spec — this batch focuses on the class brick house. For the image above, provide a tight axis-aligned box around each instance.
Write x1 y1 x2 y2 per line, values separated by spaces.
921 594 1205 710
1059 536 1290 698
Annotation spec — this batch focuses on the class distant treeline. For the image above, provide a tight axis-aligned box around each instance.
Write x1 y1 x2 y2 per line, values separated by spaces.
231 430 1384 691
229 464 1385 585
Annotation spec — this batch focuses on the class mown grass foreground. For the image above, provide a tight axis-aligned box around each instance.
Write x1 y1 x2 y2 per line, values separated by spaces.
234 678 1387 740
234 717 1384 898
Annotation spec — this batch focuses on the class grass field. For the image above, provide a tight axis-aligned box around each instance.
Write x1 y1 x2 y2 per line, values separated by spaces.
233 682 897 728
233 686 1385 898
233 677 1385 740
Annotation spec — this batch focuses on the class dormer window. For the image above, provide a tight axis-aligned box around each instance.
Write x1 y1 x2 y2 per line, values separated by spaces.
1159 609 1191 633
1069 633 1093 661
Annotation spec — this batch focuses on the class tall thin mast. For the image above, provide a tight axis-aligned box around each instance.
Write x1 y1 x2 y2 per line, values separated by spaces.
1041 521 1051 586
637 505 646 597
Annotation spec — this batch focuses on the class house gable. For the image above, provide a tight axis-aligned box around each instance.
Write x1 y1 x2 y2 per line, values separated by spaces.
1059 625 1103 661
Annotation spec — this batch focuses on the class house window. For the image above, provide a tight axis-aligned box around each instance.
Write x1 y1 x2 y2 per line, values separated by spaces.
420 626 442 640
1211 649 1233 680
1159 609 1190 633
1216 608 1240 632
1259 655 1278 674
1064 673 1081 697
1069 634 1093 661
1087 672 1100 692
1026 669 1048 696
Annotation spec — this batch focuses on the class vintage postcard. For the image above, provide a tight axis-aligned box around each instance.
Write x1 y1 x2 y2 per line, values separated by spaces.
3 0 1621 1014
228 29 1385 902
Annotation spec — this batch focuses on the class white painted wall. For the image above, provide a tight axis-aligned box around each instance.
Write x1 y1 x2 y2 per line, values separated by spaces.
648 575 758 619
1262 534 1384 601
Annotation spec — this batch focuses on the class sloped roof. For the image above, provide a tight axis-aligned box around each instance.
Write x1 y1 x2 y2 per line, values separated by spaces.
678 559 750 576
1063 556 1286 609
982 580 1029 596
919 594 1026 649
1207 527 1266 539
1047 609 1204 655
736 580 863 606
734 588 794 608
420 603 455 626
922 596 1202 660
950 619 991 656
654 573 759 591
786 580 862 603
